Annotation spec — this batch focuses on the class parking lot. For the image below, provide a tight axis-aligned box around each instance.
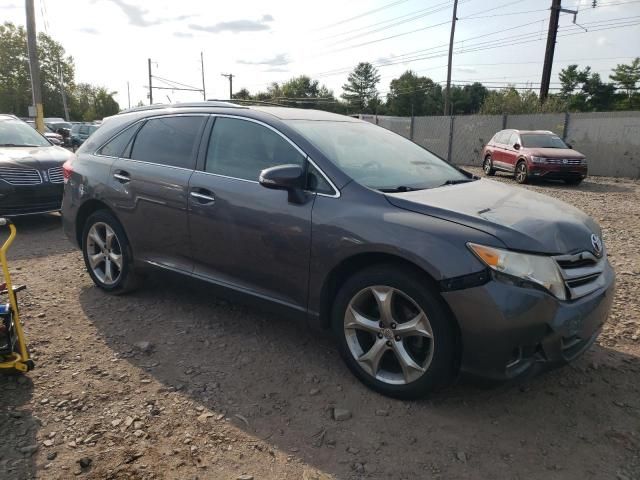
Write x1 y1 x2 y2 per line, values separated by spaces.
1 170 639 480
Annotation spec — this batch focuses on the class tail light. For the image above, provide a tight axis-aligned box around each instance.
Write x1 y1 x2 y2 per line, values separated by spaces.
62 155 75 183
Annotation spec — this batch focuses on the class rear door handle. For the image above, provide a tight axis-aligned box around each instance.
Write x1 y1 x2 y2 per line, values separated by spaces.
113 171 130 183
190 190 215 204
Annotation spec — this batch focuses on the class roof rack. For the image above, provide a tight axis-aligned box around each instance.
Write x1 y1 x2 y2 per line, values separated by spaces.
119 100 246 115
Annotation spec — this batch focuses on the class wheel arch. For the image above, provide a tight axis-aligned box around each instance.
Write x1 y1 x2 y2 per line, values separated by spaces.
318 251 463 374
74 199 118 247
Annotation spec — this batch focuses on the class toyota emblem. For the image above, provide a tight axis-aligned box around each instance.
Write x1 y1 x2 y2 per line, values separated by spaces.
591 234 603 257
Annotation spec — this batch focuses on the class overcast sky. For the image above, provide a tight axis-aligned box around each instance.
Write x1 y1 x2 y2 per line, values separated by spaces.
2 0 640 109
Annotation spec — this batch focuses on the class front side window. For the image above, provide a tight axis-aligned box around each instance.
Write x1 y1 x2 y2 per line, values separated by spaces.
205 117 305 181
521 134 568 149
129 116 205 169
507 132 520 147
286 120 468 191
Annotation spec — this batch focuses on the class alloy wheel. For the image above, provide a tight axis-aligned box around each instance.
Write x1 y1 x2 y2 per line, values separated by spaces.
516 163 527 183
483 158 492 174
343 286 434 385
86 222 123 285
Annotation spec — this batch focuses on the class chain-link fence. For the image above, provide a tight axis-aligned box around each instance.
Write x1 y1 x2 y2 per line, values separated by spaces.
360 111 640 178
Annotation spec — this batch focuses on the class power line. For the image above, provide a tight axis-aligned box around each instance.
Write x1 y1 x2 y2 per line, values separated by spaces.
322 1 456 46
314 0 412 31
464 0 528 19
317 1 453 41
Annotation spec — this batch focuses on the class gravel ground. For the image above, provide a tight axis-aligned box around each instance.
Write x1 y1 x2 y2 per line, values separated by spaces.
1 171 639 480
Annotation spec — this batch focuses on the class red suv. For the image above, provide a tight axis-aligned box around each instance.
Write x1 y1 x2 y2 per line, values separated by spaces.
482 129 587 185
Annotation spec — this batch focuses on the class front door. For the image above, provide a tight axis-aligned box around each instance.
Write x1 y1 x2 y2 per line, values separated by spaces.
188 116 313 310
108 114 207 271
502 131 521 171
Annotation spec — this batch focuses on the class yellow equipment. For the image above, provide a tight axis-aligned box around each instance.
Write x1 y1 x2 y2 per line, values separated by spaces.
0 218 34 374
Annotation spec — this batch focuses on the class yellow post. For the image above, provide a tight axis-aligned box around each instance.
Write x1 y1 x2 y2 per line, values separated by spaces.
0 220 30 370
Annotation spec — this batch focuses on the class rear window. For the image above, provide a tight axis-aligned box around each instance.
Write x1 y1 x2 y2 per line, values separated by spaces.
129 116 205 169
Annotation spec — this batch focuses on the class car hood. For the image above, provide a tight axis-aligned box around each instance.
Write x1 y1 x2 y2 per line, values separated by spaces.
524 147 584 159
0 145 71 168
385 179 600 255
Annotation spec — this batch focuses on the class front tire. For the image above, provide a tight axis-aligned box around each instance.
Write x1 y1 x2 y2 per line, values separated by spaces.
515 161 529 184
483 155 496 176
82 210 139 294
332 265 456 399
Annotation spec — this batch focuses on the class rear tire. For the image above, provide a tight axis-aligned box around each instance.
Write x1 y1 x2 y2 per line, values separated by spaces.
331 265 456 399
82 210 140 294
483 155 496 176
515 161 529 184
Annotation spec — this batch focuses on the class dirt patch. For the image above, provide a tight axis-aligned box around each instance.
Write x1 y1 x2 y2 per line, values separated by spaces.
1 173 639 479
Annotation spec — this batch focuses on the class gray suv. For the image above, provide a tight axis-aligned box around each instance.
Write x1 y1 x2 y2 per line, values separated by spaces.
61 102 615 398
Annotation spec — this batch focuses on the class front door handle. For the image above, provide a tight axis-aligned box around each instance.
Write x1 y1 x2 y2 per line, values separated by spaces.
190 190 215 204
113 171 130 183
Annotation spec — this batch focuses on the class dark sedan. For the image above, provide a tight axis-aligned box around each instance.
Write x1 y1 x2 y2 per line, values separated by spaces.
0 115 74 216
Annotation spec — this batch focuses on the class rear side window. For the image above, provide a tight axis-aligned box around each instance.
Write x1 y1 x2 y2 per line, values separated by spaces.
495 131 511 144
205 117 305 181
129 116 205 169
97 123 140 157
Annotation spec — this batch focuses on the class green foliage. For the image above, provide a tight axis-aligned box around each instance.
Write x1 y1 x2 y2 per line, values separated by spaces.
610 57 640 109
386 70 441 116
341 62 380 113
480 88 567 114
0 21 119 120
235 76 347 113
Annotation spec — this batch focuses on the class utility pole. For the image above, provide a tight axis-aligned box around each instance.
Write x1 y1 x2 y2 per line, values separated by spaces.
540 0 561 102
443 0 458 116
25 0 44 132
58 56 69 121
127 81 131 109
540 0 579 102
221 73 234 100
148 58 153 105
201 52 206 100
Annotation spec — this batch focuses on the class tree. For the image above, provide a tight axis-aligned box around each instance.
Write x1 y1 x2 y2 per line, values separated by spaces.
386 70 441 116
610 57 640 109
449 83 489 114
341 62 380 113
232 88 251 100
0 21 118 120
558 64 616 111
248 76 344 112
480 88 566 114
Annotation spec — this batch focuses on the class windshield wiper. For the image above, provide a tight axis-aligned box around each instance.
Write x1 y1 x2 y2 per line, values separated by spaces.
378 186 424 193
439 178 476 187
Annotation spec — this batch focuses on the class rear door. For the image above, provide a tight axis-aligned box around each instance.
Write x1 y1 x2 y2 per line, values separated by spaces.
502 131 521 171
109 114 207 271
187 115 315 310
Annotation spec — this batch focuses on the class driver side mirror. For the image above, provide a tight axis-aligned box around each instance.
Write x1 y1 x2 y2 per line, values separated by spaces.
513 143 521 150
259 164 307 203
567 143 573 149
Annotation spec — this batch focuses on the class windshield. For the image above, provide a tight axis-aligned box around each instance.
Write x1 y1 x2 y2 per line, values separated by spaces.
286 120 470 191
0 119 51 147
521 134 567 149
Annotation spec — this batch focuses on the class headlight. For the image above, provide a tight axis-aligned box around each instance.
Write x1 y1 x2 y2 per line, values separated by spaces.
468 243 566 300
531 156 546 164
581 158 587 165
